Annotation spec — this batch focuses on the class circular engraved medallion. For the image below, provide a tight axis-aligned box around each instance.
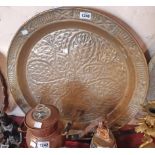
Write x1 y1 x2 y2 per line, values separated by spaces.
7 7 148 129
32 104 51 121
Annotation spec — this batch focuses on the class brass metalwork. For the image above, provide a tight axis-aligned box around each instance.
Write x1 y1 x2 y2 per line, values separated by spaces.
135 101 155 148
90 121 116 148
7 7 148 129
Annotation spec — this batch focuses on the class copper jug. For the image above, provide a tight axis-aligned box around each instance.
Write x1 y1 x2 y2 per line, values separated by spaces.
24 104 64 148
90 121 117 148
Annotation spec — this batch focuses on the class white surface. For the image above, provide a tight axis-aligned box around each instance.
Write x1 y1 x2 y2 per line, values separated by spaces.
0 6 155 116
37 141 50 148
7 106 25 116
80 12 92 20
21 29 29 36
30 141 36 148
34 121 42 128
1 0 155 6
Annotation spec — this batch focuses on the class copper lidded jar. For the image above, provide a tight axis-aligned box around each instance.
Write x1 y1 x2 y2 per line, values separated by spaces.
24 104 64 148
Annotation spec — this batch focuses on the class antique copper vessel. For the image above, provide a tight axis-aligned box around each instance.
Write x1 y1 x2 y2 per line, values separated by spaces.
90 121 116 148
25 104 64 148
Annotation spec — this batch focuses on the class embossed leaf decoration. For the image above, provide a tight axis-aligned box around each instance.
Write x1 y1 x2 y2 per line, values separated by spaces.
146 115 155 126
135 123 148 133
146 128 155 137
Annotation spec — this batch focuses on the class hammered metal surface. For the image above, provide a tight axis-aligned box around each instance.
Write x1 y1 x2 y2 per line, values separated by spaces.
27 29 127 122
7 7 148 129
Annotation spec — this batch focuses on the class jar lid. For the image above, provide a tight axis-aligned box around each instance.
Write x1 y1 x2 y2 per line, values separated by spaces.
25 104 59 129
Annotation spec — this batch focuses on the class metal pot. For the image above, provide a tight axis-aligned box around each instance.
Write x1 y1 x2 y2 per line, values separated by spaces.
24 104 64 148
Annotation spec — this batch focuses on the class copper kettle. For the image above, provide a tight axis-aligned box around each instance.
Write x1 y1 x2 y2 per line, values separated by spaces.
24 104 65 148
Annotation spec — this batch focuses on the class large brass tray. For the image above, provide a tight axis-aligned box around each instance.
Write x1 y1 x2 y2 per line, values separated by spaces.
7 7 148 129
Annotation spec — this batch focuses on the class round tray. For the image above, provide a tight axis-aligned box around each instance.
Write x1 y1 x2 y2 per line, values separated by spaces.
7 7 148 129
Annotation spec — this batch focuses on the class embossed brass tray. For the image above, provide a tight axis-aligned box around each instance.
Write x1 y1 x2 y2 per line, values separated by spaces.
7 7 148 129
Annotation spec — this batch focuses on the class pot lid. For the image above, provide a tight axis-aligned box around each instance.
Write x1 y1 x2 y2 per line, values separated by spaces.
25 104 59 129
